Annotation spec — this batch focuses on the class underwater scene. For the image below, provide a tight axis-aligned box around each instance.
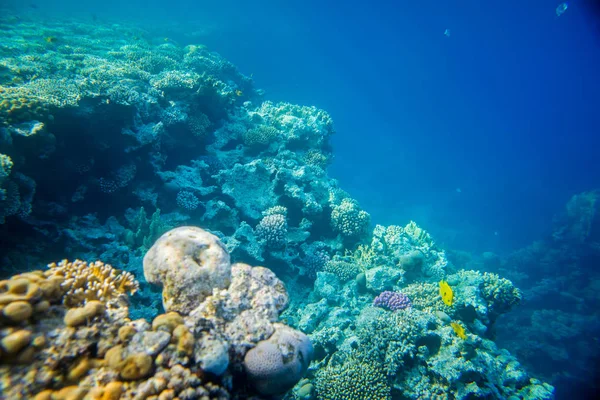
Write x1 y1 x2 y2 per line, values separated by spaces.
0 0 599 399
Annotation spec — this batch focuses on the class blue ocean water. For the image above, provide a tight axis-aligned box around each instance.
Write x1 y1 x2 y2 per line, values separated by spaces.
0 0 599 399
12 0 600 251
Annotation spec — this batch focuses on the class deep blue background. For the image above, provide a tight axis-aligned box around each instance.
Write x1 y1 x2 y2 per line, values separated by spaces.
11 0 600 253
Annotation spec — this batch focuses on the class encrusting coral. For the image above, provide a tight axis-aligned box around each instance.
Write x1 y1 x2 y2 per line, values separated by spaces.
0 226 313 399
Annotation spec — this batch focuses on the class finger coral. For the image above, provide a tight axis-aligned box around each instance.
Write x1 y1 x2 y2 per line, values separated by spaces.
47 259 139 307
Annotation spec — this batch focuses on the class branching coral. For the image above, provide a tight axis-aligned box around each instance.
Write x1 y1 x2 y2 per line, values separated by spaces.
47 259 139 307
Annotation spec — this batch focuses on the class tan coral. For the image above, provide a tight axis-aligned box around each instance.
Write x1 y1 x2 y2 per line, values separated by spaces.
67 357 92 381
107 345 154 380
173 324 194 356
87 381 123 400
0 278 42 304
118 325 137 342
34 300 50 313
64 300 105 327
120 353 153 380
3 300 33 322
152 312 184 333
1 329 32 355
47 259 139 307
52 385 87 400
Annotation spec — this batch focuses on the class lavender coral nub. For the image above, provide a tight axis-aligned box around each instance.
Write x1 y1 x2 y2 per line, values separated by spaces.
373 291 411 311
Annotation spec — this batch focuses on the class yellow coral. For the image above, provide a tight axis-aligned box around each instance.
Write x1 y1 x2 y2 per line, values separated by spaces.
346 244 377 271
47 260 139 307
439 280 453 306
450 322 467 339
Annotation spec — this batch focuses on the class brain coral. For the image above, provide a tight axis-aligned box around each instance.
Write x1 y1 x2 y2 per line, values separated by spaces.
243 323 314 396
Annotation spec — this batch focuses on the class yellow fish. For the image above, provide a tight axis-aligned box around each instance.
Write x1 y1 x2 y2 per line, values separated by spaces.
235 90 243 97
439 280 453 306
450 322 467 339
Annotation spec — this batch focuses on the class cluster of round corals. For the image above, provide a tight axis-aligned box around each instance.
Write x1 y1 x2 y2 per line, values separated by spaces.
47 259 139 307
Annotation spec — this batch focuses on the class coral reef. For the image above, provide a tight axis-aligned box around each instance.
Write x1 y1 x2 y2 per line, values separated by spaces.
0 226 311 399
0 13 557 400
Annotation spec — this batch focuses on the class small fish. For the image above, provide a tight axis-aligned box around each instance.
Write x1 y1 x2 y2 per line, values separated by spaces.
45 36 57 44
450 322 467 339
444 29 451 37
235 90 243 97
556 2 568 17
439 280 454 306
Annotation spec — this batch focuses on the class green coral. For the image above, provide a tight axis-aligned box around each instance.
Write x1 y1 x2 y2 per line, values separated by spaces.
404 220 435 249
315 357 390 400
481 272 522 316
303 149 329 168
0 153 13 184
242 125 279 147
187 112 211 139
331 198 370 239
323 259 360 281
356 307 433 376
150 70 200 92
123 207 168 252
401 281 446 312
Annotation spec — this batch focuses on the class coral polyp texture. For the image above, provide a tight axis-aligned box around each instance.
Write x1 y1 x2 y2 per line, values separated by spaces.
0 226 312 399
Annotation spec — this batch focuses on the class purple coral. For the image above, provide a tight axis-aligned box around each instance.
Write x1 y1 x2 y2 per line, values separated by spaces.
373 291 411 311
